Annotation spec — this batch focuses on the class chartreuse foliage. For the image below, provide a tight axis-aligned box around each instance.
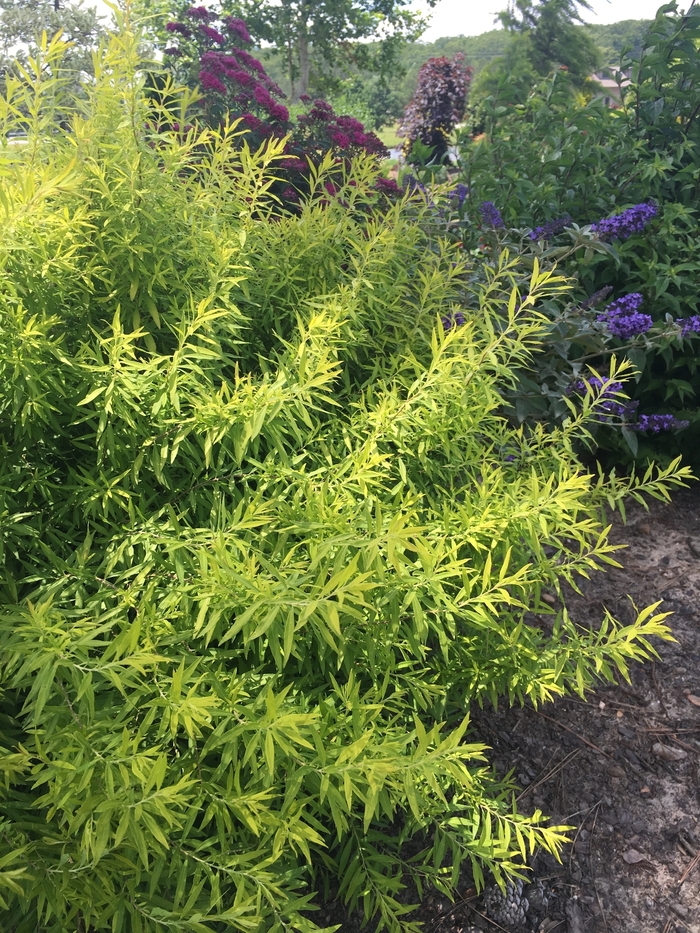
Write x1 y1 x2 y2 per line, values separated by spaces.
0 21 692 933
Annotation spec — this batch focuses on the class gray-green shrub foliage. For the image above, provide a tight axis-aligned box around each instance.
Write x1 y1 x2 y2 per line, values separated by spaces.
0 20 691 933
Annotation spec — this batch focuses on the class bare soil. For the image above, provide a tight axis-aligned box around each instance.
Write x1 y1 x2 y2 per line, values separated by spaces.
318 485 700 933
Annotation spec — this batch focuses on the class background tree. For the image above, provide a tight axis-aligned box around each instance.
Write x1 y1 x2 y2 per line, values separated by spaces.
467 32 539 115
0 0 103 88
498 0 600 80
469 0 600 113
399 53 471 162
232 0 432 101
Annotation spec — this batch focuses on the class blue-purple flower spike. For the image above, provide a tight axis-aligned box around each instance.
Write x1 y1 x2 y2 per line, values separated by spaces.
568 377 624 396
449 183 469 206
632 414 690 433
592 202 657 241
597 293 653 339
567 376 636 421
677 315 700 336
479 201 504 228
529 215 572 241
441 311 466 331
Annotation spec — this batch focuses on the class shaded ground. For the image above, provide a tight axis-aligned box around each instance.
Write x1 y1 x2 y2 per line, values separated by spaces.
319 485 700 933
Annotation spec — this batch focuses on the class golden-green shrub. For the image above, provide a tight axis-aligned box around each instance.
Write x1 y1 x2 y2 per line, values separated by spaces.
0 22 691 933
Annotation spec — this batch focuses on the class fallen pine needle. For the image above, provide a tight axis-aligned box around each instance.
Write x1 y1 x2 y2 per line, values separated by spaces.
678 850 700 887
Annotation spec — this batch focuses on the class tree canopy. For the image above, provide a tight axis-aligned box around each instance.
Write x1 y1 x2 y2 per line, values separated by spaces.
497 0 600 80
467 0 600 111
233 0 433 100
0 0 102 82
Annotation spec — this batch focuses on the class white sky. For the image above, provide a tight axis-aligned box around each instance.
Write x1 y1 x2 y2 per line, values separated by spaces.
91 0 681 41
413 0 684 41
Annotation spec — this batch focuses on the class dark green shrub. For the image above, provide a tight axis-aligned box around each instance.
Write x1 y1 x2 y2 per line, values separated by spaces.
451 1 700 467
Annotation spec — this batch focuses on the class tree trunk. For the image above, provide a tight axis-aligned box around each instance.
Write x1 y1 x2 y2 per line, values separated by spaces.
295 0 310 100
282 0 295 101
287 35 295 101
298 31 310 99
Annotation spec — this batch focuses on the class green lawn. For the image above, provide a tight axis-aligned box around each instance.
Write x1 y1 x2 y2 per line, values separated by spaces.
376 123 404 149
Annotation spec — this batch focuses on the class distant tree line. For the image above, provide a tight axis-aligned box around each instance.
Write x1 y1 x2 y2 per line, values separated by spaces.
0 0 652 132
382 17 650 121
258 14 651 128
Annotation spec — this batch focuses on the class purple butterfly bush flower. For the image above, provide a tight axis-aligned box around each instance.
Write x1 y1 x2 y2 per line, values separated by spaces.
199 70 226 93
597 399 639 420
529 215 572 241
374 177 402 196
567 376 636 420
166 21 192 37
268 103 289 123
226 17 252 43
479 201 504 228
567 377 624 396
597 293 653 340
441 311 466 331
448 183 468 206
592 202 657 241
405 174 427 194
404 174 436 209
580 286 613 311
677 315 700 336
632 414 690 433
186 6 212 20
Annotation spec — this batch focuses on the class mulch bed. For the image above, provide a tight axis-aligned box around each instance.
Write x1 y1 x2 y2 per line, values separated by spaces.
317 485 700 933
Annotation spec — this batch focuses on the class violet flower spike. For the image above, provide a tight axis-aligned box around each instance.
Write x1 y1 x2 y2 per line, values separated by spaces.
632 414 690 433
529 215 572 241
448 183 468 206
580 286 613 311
597 293 653 340
479 201 504 228
441 311 466 331
591 202 657 242
676 315 700 336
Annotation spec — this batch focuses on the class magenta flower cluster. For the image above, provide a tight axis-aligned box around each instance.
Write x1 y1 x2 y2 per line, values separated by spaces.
199 25 225 44
592 202 658 241
296 106 386 156
185 6 210 20
160 12 391 210
374 177 402 196
166 22 191 37
225 17 251 43
597 293 653 339
165 8 287 124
